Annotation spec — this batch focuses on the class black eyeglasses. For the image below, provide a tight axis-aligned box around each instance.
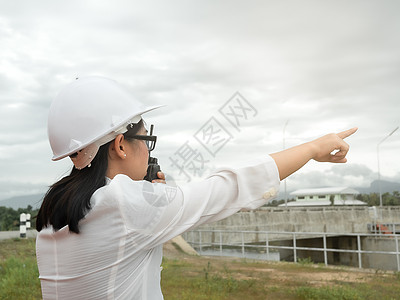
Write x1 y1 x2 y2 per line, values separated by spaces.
124 123 157 152
127 134 157 152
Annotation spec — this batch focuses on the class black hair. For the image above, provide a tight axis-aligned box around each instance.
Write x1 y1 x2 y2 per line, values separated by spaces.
36 119 144 234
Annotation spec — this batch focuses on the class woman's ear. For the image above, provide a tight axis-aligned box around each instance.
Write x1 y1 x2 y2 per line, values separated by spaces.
110 134 127 160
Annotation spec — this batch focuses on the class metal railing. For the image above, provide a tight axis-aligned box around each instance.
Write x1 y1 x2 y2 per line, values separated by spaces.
368 223 400 234
183 229 400 271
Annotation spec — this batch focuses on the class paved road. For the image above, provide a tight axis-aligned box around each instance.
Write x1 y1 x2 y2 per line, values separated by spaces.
0 230 37 240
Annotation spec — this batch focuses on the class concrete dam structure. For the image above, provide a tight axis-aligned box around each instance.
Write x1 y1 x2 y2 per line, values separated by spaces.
197 206 400 234
184 206 400 271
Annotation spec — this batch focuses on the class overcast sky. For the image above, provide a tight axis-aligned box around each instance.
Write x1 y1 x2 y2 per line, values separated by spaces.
0 0 399 200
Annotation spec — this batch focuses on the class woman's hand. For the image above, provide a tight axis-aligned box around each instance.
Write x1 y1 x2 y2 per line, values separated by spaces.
309 127 358 163
270 127 358 180
152 171 166 184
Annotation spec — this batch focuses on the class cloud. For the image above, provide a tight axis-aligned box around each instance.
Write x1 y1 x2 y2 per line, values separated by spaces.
330 164 374 178
288 163 376 191
0 1 399 200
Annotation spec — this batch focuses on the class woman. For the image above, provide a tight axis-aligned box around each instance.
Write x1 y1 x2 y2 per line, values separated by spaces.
36 76 357 299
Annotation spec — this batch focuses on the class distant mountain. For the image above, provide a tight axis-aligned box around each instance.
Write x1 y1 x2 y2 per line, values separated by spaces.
0 194 44 210
355 180 400 194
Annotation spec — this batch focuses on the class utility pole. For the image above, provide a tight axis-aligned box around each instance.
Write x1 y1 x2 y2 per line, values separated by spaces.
377 126 399 207
283 120 289 207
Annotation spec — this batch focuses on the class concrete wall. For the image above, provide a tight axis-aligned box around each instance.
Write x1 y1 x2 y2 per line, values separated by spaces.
362 237 400 271
197 206 400 234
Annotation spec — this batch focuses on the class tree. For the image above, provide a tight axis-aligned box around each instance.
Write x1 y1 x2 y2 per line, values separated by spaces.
0 206 38 231
354 191 400 206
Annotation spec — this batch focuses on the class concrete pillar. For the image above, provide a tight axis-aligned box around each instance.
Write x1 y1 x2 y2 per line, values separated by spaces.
20 213 26 238
26 213 31 230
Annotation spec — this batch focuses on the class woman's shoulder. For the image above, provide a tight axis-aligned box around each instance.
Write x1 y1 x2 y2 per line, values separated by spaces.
92 174 176 207
92 174 142 202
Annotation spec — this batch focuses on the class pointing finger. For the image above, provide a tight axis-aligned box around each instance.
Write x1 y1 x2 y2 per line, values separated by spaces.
337 127 358 139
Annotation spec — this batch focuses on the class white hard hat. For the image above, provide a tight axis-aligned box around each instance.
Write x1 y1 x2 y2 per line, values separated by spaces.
48 76 162 169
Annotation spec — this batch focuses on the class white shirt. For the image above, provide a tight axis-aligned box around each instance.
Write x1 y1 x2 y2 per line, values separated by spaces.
36 156 280 299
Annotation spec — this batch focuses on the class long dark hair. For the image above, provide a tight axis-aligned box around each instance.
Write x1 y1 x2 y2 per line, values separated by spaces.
36 120 144 234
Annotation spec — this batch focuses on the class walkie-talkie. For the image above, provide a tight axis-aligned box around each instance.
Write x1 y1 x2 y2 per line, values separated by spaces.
144 125 161 182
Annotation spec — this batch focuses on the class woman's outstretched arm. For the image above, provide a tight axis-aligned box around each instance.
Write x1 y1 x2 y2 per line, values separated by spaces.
270 127 358 181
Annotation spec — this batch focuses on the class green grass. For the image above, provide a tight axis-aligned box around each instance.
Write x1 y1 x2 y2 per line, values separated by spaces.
294 281 400 300
2 238 400 299
161 257 400 300
0 238 41 300
161 259 261 300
